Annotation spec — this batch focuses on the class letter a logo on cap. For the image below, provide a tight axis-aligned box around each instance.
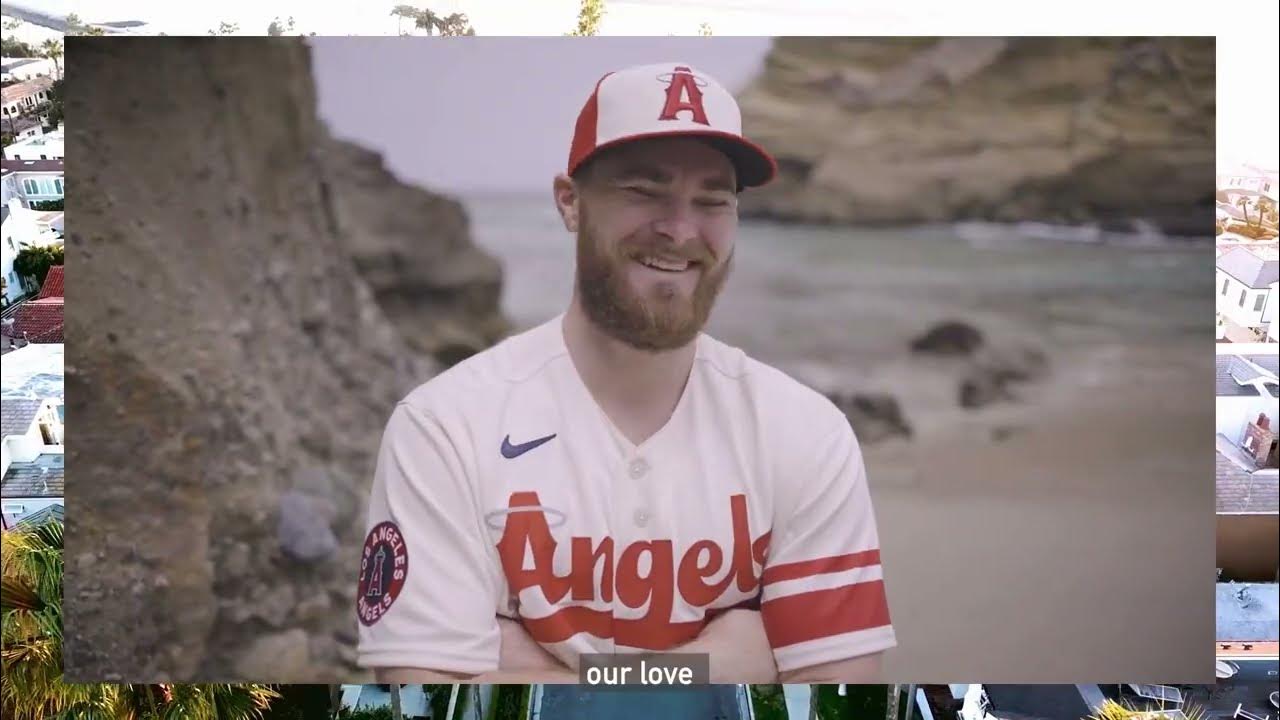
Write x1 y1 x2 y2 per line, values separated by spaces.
658 66 710 126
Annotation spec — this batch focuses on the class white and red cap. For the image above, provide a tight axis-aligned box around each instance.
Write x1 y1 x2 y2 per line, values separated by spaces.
567 62 777 189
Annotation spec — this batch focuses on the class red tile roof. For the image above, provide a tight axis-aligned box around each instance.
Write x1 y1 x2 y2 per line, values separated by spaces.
38 266 64 299
1 76 54 105
11 298 63 343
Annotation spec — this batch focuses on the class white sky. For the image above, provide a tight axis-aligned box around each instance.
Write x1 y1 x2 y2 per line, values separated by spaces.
4 0 1278 170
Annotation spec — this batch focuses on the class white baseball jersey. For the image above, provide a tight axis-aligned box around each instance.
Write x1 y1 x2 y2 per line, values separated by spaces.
355 314 895 675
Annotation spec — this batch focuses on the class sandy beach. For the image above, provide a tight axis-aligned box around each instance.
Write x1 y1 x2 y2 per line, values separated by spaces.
869 338 1213 681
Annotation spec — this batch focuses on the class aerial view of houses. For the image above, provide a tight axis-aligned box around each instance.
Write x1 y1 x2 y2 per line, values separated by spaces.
1212 167 1280 720
0 37 63 343
1216 165 1280 345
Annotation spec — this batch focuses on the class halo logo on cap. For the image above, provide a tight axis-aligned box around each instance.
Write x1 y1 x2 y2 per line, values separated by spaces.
658 66 710 125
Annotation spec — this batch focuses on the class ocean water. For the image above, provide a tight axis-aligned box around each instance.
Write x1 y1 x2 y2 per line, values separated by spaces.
463 192 1209 398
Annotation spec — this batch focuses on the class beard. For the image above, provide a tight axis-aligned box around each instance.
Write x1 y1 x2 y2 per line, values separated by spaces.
575 216 732 353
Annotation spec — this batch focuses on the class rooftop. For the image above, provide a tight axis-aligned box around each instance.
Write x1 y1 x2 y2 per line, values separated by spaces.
0 76 53 104
38 266 63 300
0 343 63 400
1215 355 1279 397
983 685 1092 720
1216 442 1280 513
1217 583 1280 642
0 158 64 174
11 297 63 343
13 502 63 529
0 397 43 439
1217 246 1280 289
0 58 45 71
0 453 64 498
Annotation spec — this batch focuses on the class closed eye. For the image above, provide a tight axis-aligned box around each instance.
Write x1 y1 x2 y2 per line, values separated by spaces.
623 185 659 198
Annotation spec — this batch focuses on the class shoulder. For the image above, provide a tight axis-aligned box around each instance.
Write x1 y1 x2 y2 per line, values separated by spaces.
398 316 567 420
695 333 851 445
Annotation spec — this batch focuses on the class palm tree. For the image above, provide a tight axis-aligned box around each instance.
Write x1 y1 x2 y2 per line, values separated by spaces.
1258 196 1278 227
389 683 404 720
885 684 902 720
1086 699 1206 719
40 39 63 81
1 519 280 719
1236 195 1255 229
390 5 473 36
63 13 107 36
568 0 605 36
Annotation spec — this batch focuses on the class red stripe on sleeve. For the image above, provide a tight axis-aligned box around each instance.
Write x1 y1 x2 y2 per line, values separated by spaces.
521 607 706 650
760 549 881 586
761 580 891 648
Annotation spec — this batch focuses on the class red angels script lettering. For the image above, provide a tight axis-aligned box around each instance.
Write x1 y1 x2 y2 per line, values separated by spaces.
658 66 710 125
494 491 769 647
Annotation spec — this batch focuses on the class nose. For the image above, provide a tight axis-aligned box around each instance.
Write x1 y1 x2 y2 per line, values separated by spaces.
649 200 700 248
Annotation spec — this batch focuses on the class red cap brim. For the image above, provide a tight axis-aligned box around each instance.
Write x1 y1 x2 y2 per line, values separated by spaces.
569 130 778 190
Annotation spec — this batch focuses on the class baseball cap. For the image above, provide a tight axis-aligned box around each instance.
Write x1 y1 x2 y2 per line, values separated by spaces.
567 62 777 190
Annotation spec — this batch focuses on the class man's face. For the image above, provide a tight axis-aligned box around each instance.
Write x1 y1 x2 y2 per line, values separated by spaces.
572 137 739 352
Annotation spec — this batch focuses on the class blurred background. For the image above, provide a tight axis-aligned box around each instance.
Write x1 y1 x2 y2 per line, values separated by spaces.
62 36 1214 684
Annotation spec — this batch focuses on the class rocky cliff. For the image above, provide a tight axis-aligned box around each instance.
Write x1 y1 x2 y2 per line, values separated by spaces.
737 37 1215 234
62 37 504 681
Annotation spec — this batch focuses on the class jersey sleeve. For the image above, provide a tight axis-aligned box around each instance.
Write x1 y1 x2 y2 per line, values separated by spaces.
760 419 896 673
355 401 502 674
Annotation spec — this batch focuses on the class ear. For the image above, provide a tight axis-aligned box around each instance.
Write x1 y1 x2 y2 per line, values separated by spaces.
552 174 580 233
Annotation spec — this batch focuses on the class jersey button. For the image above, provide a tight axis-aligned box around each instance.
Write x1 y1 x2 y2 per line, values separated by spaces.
633 509 650 527
628 458 650 479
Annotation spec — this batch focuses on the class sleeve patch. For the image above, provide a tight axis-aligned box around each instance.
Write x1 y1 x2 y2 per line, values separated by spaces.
356 521 410 626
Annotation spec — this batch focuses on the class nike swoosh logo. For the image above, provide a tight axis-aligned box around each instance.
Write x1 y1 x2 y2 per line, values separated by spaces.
501 433 557 459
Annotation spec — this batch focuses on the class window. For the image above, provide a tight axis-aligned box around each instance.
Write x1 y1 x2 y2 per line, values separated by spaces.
1255 295 1267 312
20 178 60 195
1239 289 1248 307
6 238 13 252
1222 278 1230 295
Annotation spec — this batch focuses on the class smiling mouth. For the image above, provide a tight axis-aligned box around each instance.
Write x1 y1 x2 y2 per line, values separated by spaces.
634 255 697 273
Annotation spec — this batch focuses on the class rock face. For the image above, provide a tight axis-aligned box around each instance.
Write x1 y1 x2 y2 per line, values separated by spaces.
61 38 504 681
737 38 1215 234
320 136 509 366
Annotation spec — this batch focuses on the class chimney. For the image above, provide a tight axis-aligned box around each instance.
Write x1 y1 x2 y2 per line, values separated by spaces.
1241 412 1279 469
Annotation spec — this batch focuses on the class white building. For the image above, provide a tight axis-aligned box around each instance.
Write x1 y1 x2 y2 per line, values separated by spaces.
1 197 60 306
2 129 63 161
0 57 58 83
1 75 54 127
1219 163 1280 203
1 158 65 209
0 396 64 529
1217 246 1280 341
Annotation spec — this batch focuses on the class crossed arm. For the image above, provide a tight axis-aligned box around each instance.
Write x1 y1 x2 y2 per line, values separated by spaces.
374 610 883 684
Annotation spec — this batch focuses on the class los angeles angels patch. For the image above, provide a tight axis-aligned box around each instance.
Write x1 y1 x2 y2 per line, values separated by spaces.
357 521 409 626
